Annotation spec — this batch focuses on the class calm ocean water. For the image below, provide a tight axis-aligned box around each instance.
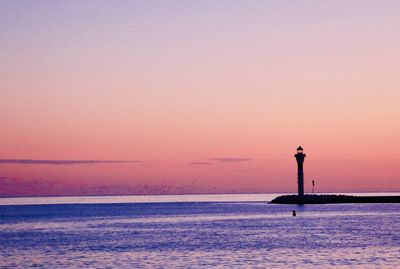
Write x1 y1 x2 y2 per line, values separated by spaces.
1 193 400 268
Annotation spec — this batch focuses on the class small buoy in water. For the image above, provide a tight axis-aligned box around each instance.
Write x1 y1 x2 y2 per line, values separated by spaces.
292 210 296 217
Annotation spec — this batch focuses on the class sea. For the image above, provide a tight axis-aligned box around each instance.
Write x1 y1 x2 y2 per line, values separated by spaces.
1 193 400 268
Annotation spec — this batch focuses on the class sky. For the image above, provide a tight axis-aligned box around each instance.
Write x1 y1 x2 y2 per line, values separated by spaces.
1 0 400 197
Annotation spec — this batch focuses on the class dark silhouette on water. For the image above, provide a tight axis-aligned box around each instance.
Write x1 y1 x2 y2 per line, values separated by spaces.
292 210 296 217
270 146 400 204
294 146 305 196
271 194 400 204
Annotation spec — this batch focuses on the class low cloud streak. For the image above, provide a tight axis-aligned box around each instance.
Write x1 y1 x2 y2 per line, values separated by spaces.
210 158 252 163
0 159 140 165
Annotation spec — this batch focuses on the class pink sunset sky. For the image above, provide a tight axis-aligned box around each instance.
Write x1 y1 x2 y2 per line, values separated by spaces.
1 1 400 197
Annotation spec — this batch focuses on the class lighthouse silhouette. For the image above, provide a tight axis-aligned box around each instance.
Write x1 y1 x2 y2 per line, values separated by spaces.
294 146 306 196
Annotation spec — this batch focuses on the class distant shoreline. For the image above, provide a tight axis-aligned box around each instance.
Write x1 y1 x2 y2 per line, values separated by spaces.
1 191 400 199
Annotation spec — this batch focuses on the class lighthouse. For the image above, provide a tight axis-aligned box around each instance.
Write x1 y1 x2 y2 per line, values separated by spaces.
294 146 306 196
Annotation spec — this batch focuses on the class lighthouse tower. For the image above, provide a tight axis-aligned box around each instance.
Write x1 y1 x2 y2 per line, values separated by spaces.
294 146 306 196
